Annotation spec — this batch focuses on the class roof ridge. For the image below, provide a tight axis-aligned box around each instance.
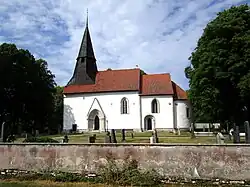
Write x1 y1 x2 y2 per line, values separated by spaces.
143 73 170 76
99 68 141 72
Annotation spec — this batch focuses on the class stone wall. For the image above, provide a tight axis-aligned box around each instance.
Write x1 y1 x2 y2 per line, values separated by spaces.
0 143 249 180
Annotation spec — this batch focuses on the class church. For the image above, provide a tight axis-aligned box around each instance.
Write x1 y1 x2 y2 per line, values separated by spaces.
63 18 191 132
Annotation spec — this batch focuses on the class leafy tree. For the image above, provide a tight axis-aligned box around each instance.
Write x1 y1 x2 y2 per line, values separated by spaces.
185 4 250 129
50 86 64 134
0 43 57 140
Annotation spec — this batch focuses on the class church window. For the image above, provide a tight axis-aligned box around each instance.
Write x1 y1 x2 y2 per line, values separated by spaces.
151 99 159 113
121 97 129 114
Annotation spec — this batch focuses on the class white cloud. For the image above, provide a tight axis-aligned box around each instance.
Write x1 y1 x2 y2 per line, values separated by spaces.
0 0 248 89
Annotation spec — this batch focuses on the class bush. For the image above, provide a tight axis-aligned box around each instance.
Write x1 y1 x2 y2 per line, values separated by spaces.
23 137 59 143
99 158 163 186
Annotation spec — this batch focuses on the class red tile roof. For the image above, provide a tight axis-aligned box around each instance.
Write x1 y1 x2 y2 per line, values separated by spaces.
63 68 187 100
140 74 174 96
63 68 140 94
172 81 187 100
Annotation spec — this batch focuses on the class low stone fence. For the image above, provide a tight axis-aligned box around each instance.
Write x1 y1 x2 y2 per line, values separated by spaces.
0 143 249 180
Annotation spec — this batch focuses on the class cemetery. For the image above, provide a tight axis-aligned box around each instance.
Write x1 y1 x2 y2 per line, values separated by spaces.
0 2 249 186
11 121 249 144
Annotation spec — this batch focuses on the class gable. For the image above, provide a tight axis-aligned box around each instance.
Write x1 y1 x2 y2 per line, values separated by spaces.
86 97 106 118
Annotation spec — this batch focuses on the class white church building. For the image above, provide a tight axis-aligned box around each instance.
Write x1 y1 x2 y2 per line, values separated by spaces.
63 19 191 132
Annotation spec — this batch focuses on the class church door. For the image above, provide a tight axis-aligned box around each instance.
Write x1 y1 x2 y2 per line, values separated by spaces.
94 116 100 130
147 118 152 130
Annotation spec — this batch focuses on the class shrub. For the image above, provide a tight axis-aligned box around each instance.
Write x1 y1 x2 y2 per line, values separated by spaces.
23 137 59 143
99 158 163 186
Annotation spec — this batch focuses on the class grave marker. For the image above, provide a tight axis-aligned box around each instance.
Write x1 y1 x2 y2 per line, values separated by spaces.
111 129 117 143
244 121 250 143
233 126 240 143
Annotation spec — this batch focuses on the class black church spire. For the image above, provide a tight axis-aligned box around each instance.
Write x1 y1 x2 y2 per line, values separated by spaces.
76 9 95 60
67 10 98 86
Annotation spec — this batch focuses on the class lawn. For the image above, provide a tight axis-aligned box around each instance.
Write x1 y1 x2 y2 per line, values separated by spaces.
15 130 233 144
0 180 106 187
0 180 235 187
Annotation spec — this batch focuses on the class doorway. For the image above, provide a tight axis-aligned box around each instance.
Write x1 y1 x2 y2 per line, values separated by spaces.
94 115 100 130
144 115 155 131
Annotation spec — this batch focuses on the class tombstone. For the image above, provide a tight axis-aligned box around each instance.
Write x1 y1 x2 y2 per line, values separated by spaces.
229 128 234 141
35 130 39 136
0 122 5 142
244 121 250 143
121 129 126 142
111 129 117 143
72 124 77 132
208 124 211 132
233 126 240 143
203 125 206 132
177 128 181 136
216 132 225 144
63 135 69 143
150 136 155 144
153 129 159 143
89 135 96 143
131 132 134 139
104 131 111 143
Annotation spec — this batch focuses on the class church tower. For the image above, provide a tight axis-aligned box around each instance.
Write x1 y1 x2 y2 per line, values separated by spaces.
67 12 98 85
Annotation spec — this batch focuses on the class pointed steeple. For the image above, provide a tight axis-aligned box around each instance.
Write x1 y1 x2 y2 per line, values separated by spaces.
67 10 98 86
77 9 95 60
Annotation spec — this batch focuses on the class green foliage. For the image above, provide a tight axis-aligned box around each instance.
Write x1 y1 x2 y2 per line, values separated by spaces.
185 4 250 126
99 157 163 186
50 86 64 134
0 43 64 140
23 137 59 143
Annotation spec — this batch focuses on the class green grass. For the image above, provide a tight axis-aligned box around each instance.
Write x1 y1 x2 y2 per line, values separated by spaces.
0 180 106 187
0 180 245 187
14 131 227 144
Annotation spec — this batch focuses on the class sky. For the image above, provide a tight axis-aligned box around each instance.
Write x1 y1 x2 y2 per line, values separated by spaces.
0 0 249 90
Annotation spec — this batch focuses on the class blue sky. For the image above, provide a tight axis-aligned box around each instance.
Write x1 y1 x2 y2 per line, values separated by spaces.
0 0 249 90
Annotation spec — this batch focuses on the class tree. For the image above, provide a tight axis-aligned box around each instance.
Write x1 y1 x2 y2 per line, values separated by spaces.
0 43 57 140
185 4 250 129
50 86 64 134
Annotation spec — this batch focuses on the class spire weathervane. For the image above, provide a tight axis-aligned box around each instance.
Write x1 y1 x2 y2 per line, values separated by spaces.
86 8 88 27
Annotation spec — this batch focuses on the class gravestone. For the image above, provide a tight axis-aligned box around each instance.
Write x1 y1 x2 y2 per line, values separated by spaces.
233 126 240 143
89 135 96 143
131 132 134 139
177 128 181 136
63 135 69 143
121 129 126 142
153 129 159 143
229 128 234 141
0 122 5 142
104 131 111 143
111 129 117 143
216 132 225 144
244 121 250 143
150 136 155 144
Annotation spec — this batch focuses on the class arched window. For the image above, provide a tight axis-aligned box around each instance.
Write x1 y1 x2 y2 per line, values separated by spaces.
121 97 129 114
151 99 159 113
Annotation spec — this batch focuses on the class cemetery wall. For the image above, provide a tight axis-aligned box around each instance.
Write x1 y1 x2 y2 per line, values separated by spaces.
0 143 249 180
